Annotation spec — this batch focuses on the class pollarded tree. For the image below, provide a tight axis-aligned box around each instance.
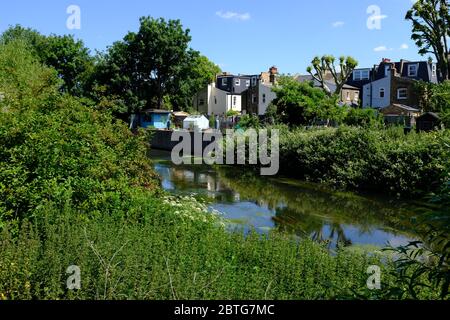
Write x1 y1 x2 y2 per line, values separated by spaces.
307 55 358 97
406 0 450 81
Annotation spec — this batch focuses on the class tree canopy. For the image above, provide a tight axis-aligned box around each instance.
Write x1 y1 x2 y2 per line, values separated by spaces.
0 25 94 95
94 17 220 114
270 77 342 126
406 0 450 81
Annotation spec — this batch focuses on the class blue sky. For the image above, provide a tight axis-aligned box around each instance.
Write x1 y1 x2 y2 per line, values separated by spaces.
0 0 423 75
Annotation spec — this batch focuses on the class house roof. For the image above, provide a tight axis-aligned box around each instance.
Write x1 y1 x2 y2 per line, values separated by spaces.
141 109 171 114
173 111 190 117
295 75 359 90
417 112 440 120
380 104 420 114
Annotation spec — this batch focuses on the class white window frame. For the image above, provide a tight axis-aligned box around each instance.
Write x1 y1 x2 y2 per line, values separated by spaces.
235 79 241 86
432 64 437 77
353 69 370 81
221 77 227 86
397 88 408 100
379 88 385 98
245 80 250 87
408 64 418 77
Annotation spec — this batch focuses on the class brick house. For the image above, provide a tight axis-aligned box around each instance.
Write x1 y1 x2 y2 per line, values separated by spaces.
357 58 438 109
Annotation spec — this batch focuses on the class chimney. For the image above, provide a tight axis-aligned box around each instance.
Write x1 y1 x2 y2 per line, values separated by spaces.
269 66 278 84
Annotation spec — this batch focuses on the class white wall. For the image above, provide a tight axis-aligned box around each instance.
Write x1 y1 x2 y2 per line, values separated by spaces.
258 84 277 115
363 76 390 109
208 85 229 116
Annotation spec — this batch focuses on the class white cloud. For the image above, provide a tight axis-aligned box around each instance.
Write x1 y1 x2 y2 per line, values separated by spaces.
332 21 345 28
374 46 390 52
400 43 409 50
216 11 251 21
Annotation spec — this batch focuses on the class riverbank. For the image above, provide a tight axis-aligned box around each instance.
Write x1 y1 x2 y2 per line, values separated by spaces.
0 41 447 300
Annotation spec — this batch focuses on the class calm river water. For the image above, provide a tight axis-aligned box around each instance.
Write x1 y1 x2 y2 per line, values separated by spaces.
151 150 441 249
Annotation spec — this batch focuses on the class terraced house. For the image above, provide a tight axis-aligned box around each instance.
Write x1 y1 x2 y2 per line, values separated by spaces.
192 66 278 116
347 58 438 110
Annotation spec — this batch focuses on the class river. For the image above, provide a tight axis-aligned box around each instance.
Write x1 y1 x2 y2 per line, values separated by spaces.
150 149 442 250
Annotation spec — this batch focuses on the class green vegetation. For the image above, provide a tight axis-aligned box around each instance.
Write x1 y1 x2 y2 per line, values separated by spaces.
276 125 450 197
92 17 220 113
270 77 383 127
0 25 94 96
415 80 450 127
406 0 450 81
0 39 393 301
0 18 448 301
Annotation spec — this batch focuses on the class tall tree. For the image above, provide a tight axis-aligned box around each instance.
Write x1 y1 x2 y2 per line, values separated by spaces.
171 52 221 110
406 0 450 81
306 55 358 97
0 25 94 95
97 17 194 113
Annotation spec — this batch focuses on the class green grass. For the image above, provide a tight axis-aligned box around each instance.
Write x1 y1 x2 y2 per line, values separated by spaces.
0 201 384 300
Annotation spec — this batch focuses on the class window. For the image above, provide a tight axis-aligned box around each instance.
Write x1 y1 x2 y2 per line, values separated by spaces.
252 94 257 104
199 99 205 106
353 70 370 81
408 64 418 77
235 79 241 86
214 96 217 104
354 93 359 101
263 94 266 103
379 88 385 98
397 88 408 100
252 77 257 86
221 78 227 86
245 80 250 87
233 96 237 106
432 64 437 77
346 92 350 101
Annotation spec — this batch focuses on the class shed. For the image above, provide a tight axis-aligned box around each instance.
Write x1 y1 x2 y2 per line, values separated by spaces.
139 109 171 129
380 104 420 127
183 115 210 131
173 111 190 128
416 112 441 132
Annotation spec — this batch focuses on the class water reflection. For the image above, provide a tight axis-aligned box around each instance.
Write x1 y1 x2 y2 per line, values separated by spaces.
151 150 441 249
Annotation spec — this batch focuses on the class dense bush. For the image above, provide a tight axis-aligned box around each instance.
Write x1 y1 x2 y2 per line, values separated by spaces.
342 108 383 128
0 40 160 226
276 126 450 197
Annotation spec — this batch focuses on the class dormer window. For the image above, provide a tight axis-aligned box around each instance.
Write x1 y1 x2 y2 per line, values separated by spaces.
235 79 241 86
408 64 418 77
251 77 257 86
221 78 227 86
353 70 370 81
